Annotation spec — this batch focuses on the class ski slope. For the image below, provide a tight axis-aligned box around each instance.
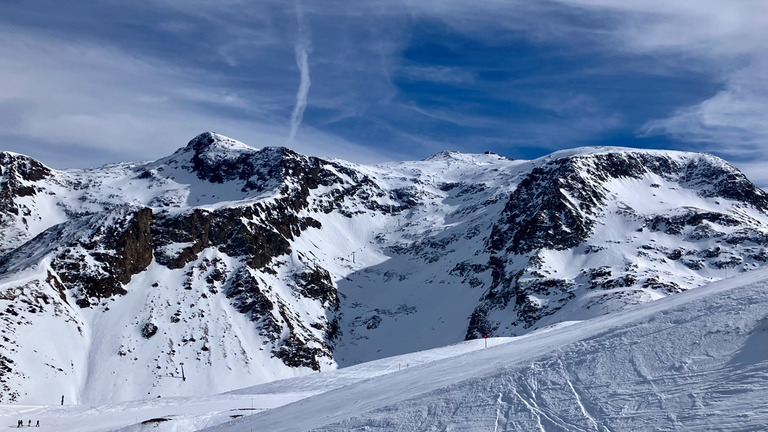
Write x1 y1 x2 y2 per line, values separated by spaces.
0 337 514 431
4 267 768 431
209 267 768 431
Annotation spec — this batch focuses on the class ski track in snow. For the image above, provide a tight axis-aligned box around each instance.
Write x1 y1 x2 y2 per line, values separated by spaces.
510 387 546 432
557 355 601 432
493 392 502 432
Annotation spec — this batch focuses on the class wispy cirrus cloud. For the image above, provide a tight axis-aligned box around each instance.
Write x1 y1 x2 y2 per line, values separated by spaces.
640 60 768 158
546 0 768 162
0 16 388 167
397 66 476 85
287 0 312 144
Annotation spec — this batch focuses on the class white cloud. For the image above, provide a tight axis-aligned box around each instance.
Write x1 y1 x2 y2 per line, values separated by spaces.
398 66 475 84
288 0 312 144
552 1 768 160
391 0 768 158
555 0 768 56
640 60 768 158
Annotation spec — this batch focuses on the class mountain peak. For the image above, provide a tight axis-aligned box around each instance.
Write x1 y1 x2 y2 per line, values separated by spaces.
0 151 52 182
423 150 462 161
422 150 514 164
151 132 264 184
185 132 255 155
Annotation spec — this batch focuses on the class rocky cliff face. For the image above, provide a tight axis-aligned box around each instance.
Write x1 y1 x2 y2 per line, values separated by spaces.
2 135 768 404
0 152 54 255
467 150 768 337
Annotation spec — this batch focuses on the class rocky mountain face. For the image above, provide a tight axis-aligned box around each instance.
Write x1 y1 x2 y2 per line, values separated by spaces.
2 133 768 404
468 151 768 337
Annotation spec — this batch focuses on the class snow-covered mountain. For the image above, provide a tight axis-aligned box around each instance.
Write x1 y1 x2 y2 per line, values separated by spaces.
4 264 768 431
2 132 768 404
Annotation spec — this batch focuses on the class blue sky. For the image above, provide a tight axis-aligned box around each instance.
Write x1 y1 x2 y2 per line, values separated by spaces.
1 0 767 183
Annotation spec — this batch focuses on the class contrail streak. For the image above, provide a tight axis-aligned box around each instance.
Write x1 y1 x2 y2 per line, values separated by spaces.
288 0 311 144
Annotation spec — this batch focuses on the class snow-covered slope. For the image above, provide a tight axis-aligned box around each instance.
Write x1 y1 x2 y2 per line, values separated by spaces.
3 132 768 405
3 266 768 431
211 266 768 432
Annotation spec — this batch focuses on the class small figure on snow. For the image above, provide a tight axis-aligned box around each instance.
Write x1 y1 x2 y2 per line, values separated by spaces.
17 419 22 428
27 420 31 427
61 395 64 406
35 420 40 427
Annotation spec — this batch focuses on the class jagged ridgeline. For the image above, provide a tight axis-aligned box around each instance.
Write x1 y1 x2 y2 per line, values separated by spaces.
2 133 768 404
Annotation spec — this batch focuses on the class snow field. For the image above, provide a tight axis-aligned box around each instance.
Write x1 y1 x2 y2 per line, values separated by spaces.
0 336 515 432
210 267 768 431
